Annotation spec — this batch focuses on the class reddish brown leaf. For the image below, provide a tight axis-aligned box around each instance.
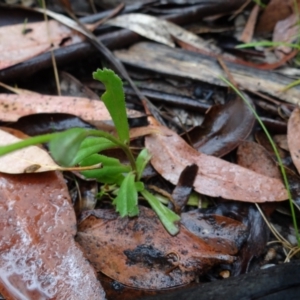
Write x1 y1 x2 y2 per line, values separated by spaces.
0 171 105 299
0 20 84 70
0 93 142 122
181 211 249 255
237 140 281 179
256 0 298 34
76 206 234 290
183 95 255 157
145 125 287 202
288 107 300 174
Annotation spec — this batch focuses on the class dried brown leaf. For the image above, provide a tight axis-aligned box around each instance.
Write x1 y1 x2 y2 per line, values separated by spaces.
145 125 287 202
0 171 105 299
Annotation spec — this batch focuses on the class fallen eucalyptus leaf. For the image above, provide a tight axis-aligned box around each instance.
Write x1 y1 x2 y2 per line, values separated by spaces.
0 171 105 299
145 125 287 202
76 206 233 290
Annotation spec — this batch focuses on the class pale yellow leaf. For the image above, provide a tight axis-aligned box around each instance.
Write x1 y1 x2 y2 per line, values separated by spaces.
0 129 62 173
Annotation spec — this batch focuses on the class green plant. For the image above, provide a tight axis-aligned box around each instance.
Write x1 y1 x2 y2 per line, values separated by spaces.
0 68 180 235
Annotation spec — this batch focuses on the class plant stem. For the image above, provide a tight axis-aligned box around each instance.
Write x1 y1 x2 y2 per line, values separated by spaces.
87 129 137 172
0 132 60 156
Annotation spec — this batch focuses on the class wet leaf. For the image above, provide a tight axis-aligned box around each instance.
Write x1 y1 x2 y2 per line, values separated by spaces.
76 206 234 290
204 202 269 276
183 95 255 157
288 108 300 174
145 125 287 202
0 93 142 123
0 171 105 299
0 128 63 173
181 211 249 255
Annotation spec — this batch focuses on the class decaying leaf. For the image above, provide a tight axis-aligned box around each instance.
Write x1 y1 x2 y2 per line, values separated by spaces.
145 125 287 202
181 211 249 255
183 95 255 157
0 171 105 299
0 128 63 174
0 93 142 122
76 206 234 290
288 107 300 174
0 20 84 70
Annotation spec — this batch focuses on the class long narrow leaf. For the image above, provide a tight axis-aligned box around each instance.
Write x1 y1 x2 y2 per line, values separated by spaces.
93 68 130 144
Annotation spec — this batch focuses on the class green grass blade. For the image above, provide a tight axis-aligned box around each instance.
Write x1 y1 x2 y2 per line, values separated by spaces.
220 76 300 246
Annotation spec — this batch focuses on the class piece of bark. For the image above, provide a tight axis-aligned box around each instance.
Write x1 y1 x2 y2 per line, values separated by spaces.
141 260 300 300
0 0 247 82
114 42 300 105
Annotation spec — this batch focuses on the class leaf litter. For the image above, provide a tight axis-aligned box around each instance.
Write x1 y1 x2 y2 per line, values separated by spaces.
145 123 287 203
76 206 235 290
1 1 300 297
0 171 105 299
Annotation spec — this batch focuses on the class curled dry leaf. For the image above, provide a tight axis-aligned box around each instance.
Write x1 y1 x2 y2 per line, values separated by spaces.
0 171 105 300
0 128 63 174
0 20 84 70
145 125 287 202
288 108 300 174
183 95 255 157
76 206 234 290
0 93 142 123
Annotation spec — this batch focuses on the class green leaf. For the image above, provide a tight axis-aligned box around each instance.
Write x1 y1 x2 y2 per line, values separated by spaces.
79 153 123 167
141 190 180 235
134 181 144 192
93 68 130 144
113 173 139 217
72 137 116 165
136 148 152 180
49 128 87 166
81 165 130 185
0 132 60 156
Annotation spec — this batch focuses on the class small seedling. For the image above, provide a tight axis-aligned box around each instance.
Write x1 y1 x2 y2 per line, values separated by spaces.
0 68 180 235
